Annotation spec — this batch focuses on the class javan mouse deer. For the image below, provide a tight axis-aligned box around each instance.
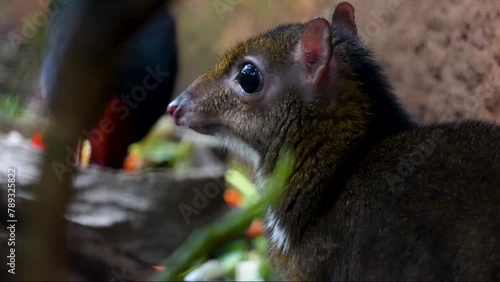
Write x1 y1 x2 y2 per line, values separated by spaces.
168 2 500 280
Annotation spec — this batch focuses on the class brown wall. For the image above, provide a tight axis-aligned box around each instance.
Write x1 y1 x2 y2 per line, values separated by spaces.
0 1 498 124
172 0 500 123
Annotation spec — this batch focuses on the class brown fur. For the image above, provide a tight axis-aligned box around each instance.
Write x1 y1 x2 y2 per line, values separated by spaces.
168 2 499 280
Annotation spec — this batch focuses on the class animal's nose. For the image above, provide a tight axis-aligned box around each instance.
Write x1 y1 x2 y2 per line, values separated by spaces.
167 103 178 117
167 94 185 125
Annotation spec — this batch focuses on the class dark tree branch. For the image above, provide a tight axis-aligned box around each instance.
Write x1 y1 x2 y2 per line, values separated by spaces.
21 1 171 280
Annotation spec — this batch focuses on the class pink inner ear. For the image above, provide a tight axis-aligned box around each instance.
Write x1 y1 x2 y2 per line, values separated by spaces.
303 39 322 72
300 18 332 78
331 2 357 35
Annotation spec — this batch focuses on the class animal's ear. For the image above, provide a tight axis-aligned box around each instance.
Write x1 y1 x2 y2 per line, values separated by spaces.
331 2 357 36
298 17 332 86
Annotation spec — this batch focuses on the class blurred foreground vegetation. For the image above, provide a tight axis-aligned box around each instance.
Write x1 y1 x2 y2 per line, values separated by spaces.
152 149 293 281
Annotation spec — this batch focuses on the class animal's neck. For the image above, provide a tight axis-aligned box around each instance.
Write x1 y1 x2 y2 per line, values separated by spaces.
258 82 410 252
258 81 373 180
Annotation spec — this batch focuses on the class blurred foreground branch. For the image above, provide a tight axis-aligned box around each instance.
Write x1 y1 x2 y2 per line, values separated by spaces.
21 1 171 280
150 150 294 281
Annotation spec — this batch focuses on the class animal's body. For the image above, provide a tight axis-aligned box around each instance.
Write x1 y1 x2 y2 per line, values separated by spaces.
168 2 499 280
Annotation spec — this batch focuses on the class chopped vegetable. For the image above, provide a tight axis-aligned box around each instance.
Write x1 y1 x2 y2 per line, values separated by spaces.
223 188 243 207
30 131 46 150
123 153 141 171
245 219 263 238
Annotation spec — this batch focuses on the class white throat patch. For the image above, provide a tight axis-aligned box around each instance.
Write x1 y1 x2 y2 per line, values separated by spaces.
221 136 290 252
265 208 290 252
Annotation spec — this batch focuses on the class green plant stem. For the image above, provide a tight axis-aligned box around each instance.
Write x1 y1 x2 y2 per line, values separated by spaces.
150 150 293 281
150 204 264 281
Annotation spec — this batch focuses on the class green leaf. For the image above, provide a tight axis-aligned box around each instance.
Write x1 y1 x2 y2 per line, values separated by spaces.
149 148 294 281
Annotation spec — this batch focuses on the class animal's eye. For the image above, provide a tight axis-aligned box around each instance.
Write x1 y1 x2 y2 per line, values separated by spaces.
237 63 262 94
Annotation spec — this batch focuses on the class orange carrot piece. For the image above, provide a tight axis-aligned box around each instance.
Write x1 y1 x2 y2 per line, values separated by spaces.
123 154 140 171
152 265 165 272
30 131 47 150
245 219 263 238
223 188 242 207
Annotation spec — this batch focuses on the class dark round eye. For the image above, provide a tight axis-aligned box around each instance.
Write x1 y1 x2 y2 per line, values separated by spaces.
237 63 262 93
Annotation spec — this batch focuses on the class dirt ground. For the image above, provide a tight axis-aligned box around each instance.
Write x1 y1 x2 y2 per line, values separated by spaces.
0 0 499 126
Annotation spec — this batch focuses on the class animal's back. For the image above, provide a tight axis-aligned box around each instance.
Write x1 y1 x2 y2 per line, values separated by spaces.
334 121 500 280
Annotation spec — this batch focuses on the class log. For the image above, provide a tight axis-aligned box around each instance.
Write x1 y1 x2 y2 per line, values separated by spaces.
0 132 229 277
